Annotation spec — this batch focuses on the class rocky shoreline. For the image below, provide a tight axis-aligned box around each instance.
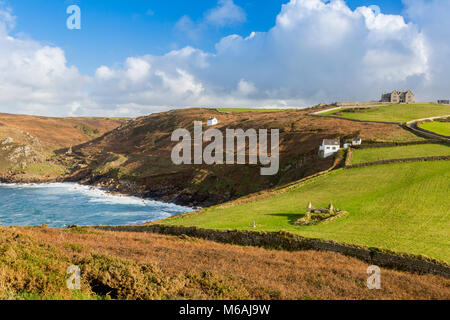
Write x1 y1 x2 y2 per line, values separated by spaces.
0 172 218 209
76 176 228 208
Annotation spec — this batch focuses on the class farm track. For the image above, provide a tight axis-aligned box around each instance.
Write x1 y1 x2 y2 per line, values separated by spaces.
404 116 450 142
310 106 450 141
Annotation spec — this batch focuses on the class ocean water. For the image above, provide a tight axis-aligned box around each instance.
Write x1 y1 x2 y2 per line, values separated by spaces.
0 183 192 228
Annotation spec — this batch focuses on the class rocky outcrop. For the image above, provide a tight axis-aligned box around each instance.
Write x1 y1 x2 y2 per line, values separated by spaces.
1 137 14 145
0 137 45 169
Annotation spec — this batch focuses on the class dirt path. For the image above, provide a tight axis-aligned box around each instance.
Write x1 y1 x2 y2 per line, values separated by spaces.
405 115 450 142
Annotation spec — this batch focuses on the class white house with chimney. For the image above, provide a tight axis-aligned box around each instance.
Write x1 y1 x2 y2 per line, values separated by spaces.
319 137 363 158
207 117 219 126
318 139 341 158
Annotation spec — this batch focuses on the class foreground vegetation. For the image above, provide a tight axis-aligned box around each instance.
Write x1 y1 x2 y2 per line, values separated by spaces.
350 144 450 164
163 161 450 262
0 226 448 300
320 103 450 123
419 121 450 136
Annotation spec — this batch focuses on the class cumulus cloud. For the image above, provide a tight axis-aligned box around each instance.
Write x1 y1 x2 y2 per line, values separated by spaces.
0 6 89 116
92 0 430 113
175 0 246 42
174 15 202 42
0 5 14 31
205 0 247 27
403 0 450 100
1 0 450 117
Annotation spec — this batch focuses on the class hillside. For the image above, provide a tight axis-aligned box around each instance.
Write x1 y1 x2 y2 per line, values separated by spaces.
419 120 450 137
0 226 448 300
350 143 450 164
320 103 450 123
162 161 450 262
0 114 126 182
0 106 449 300
0 113 126 150
62 107 421 206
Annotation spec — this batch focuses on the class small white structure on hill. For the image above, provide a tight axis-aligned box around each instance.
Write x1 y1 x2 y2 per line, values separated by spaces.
319 139 340 158
352 138 362 146
207 117 219 126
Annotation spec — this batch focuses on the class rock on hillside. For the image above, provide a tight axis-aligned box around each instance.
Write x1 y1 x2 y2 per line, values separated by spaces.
0 114 126 182
0 136 45 169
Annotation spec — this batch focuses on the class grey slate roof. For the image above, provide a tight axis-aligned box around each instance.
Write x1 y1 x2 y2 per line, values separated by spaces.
322 139 340 146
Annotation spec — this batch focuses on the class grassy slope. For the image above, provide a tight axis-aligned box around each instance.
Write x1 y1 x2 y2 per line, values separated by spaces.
1 226 448 300
320 104 450 123
162 161 450 262
419 122 450 136
351 144 450 164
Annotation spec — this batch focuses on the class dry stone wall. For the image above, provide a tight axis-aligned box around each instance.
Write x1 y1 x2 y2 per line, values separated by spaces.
94 225 450 278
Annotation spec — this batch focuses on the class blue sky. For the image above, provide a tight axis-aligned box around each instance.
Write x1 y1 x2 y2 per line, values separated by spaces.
1 0 447 117
6 0 405 74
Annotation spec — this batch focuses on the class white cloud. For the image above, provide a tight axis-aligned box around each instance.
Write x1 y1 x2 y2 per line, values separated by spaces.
2 0 450 117
95 65 115 80
205 0 246 27
92 0 431 114
174 15 202 42
0 5 14 31
236 79 256 96
403 0 450 100
0 6 88 116
169 0 428 107
125 57 151 83
175 0 246 42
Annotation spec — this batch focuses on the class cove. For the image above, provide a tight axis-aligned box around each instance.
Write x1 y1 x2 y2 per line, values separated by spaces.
0 183 191 228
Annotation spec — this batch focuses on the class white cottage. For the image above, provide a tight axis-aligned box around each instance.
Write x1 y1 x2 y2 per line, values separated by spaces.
352 138 362 146
207 117 219 126
319 139 340 158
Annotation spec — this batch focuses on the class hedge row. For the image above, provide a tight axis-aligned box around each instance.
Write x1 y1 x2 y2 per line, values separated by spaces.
345 156 450 169
352 139 445 150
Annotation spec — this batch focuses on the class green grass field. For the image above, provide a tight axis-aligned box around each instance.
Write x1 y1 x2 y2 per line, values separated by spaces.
320 103 450 123
162 161 450 262
419 122 450 137
217 108 291 113
350 144 450 164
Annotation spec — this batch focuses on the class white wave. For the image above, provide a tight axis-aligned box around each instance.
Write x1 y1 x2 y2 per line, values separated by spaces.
0 182 191 212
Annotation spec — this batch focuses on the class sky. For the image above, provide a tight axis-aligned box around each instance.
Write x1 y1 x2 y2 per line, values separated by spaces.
0 0 448 117
5 0 404 74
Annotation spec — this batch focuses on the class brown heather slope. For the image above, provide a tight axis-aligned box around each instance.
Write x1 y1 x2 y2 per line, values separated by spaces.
1 226 448 300
0 113 126 182
0 113 125 150
65 107 422 206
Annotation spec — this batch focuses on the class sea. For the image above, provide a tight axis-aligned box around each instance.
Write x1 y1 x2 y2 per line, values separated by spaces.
0 183 191 228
